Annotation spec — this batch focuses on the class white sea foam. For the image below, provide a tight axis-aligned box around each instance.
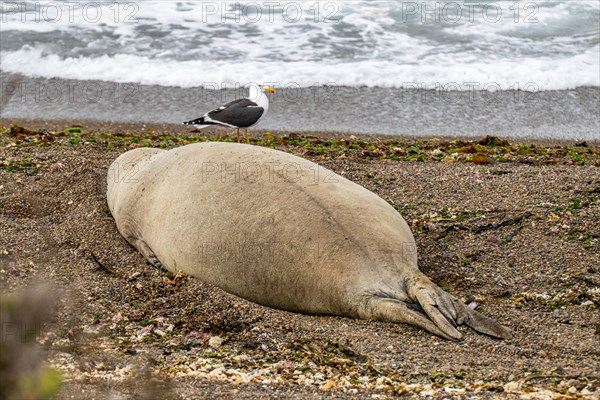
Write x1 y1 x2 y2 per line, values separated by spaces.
3 45 598 90
1 0 598 90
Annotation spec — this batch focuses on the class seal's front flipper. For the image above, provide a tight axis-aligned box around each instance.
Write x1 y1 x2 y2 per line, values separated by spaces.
133 239 164 270
357 297 462 341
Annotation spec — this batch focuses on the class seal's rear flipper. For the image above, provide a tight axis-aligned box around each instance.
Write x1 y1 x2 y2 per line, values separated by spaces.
463 309 512 339
409 277 512 340
357 297 462 341
133 239 165 270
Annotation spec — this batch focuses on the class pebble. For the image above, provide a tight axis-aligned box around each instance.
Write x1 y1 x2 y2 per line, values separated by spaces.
521 390 558 400
208 336 224 348
567 379 583 389
128 272 142 281
111 312 125 323
82 325 100 336
49 162 64 172
486 234 500 243
136 325 153 341
503 381 522 393
234 355 252 363
444 387 466 393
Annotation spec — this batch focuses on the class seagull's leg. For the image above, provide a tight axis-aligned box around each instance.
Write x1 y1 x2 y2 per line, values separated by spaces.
245 129 249 143
236 128 240 142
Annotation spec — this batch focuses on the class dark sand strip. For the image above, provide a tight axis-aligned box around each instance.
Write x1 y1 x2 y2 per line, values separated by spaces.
1 72 598 141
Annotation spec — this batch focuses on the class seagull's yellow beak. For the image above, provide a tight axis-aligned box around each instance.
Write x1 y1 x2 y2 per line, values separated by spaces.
264 87 276 93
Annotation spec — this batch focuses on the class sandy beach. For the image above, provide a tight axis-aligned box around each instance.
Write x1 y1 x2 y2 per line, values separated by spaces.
1 120 598 399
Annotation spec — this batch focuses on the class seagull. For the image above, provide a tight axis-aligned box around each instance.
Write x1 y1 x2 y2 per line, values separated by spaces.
184 82 276 142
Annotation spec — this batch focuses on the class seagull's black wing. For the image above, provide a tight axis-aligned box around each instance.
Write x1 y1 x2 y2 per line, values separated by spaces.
184 98 264 128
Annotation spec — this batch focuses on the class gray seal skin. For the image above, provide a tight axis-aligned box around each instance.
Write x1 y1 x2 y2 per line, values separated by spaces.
107 142 511 341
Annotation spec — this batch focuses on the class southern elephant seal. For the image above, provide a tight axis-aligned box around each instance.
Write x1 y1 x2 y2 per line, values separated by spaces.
107 142 511 340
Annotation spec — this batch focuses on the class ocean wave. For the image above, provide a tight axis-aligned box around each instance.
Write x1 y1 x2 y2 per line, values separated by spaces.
1 1 598 90
2 46 598 90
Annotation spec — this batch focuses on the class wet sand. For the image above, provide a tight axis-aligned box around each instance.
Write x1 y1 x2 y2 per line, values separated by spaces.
1 72 599 141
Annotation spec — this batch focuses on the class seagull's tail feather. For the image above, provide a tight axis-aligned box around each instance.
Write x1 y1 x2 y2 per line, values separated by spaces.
183 116 207 126
184 123 211 129
184 117 225 129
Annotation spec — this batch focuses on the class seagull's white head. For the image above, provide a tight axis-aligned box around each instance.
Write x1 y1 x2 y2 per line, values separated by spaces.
248 82 276 93
247 82 276 102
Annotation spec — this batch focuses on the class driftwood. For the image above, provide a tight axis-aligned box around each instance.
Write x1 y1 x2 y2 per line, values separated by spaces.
89 251 115 276
439 212 533 239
